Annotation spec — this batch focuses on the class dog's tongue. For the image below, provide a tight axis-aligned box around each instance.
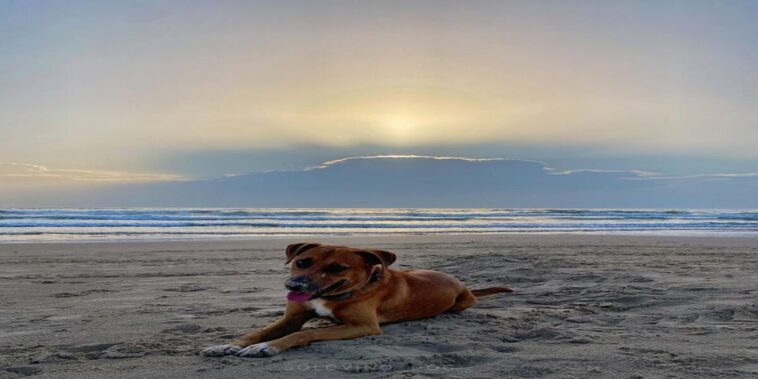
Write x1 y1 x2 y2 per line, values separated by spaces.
287 291 313 303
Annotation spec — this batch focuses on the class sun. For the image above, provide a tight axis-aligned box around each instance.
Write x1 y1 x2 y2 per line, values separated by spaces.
383 114 417 144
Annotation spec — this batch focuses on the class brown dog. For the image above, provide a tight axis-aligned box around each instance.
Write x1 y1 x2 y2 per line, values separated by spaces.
201 243 511 357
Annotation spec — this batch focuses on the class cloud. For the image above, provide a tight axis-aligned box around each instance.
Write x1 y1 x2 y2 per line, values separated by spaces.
549 168 660 177
0 162 184 183
634 172 758 180
13 155 751 208
321 155 511 165
312 155 545 171
276 155 655 178
313 155 756 182
3 155 757 208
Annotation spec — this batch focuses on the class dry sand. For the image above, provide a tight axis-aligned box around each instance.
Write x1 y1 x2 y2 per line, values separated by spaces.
1 235 757 378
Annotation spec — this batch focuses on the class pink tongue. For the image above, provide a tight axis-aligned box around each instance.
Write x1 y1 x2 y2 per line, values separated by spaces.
287 291 313 303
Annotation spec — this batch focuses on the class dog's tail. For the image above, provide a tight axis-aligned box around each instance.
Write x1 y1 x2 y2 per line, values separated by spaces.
470 287 513 297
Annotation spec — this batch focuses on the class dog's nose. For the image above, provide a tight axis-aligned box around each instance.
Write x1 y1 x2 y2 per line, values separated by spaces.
285 276 316 292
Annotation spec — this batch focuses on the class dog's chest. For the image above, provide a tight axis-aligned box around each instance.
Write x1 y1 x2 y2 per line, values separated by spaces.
304 299 334 318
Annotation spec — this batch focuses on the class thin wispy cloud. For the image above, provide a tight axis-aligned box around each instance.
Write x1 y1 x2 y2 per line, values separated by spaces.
238 155 524 175
321 155 510 165
0 162 184 183
550 169 661 177
629 173 758 181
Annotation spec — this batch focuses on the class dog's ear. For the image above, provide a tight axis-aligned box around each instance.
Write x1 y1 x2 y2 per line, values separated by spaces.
285 243 321 264
358 249 397 267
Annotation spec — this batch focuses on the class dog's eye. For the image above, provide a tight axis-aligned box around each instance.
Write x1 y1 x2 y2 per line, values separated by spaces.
295 258 313 269
323 263 348 274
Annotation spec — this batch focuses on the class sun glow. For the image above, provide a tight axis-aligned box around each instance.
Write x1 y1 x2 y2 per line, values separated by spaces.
275 86 502 147
383 114 417 144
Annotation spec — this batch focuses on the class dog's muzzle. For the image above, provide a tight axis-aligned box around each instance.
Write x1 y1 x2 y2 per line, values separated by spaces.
284 276 319 294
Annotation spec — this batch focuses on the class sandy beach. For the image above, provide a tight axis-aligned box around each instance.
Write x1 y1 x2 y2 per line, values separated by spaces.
1 234 757 378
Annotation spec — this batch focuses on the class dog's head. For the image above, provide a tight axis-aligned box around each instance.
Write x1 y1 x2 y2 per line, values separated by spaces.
283 243 396 303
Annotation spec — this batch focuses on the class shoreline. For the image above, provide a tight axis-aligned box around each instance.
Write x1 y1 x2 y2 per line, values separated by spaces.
3 232 758 247
4 208 758 244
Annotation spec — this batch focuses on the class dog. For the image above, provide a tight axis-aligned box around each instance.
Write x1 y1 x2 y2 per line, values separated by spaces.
201 243 512 357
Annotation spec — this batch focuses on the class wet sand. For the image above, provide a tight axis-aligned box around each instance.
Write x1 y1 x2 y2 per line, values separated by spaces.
1 235 757 378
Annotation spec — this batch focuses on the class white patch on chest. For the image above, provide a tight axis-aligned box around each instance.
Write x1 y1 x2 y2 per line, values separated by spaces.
304 299 334 318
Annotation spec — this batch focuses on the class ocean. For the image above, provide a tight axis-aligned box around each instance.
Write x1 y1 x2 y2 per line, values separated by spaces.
1 208 758 242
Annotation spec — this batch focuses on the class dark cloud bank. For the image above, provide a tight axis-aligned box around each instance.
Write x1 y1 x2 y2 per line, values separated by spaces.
9 156 758 208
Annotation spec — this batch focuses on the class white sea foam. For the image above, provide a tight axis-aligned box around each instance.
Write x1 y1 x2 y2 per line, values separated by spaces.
1 208 757 242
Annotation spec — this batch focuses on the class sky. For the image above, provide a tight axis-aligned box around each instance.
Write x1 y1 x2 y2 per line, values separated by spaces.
1 1 756 206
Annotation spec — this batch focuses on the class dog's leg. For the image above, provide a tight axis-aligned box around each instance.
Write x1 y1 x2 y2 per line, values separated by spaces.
201 304 314 356
237 322 382 357
233 312 314 345
236 307 381 357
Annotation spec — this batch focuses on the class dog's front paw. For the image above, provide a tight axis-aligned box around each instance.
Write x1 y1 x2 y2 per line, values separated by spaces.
236 342 281 358
200 344 242 357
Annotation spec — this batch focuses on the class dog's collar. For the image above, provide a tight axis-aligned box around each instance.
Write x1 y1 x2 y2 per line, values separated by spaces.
317 269 383 302
318 291 354 301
